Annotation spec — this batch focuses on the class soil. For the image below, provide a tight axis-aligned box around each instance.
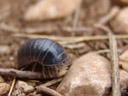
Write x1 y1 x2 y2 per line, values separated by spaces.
0 0 128 96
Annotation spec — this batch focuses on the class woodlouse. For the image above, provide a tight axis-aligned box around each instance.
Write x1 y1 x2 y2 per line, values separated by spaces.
18 38 68 79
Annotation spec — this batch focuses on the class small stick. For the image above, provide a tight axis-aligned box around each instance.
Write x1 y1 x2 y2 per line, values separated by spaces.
98 6 120 24
0 23 55 34
37 85 62 96
0 23 20 32
63 26 94 32
95 24 121 96
21 27 55 34
96 49 121 54
72 0 82 36
8 78 16 96
0 67 68 80
63 43 85 49
0 68 42 79
109 32 121 96
43 78 63 87
14 33 128 42
96 49 111 53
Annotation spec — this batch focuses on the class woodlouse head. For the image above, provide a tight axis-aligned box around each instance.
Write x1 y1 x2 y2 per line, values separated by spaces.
17 38 68 78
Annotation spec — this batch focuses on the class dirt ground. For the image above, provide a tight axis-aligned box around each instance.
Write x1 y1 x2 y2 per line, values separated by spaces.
0 0 128 96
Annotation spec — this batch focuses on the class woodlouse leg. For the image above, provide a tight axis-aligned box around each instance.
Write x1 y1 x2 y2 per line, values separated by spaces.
54 64 63 77
49 65 59 78
32 62 37 72
54 66 58 77
20 64 30 71
47 66 53 78
42 66 46 79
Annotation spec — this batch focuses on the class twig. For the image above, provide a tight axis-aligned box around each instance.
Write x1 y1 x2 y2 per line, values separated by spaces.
72 0 82 36
22 26 56 34
95 24 121 96
37 85 62 96
14 33 128 42
0 67 68 80
8 78 16 96
0 68 42 79
0 23 55 34
43 78 63 87
108 32 121 96
98 6 120 24
0 23 20 32
63 43 85 49
63 26 94 32
63 7 119 33
96 49 111 53
96 49 121 54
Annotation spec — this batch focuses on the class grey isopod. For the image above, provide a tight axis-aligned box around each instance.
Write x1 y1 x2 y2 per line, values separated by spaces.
17 38 68 79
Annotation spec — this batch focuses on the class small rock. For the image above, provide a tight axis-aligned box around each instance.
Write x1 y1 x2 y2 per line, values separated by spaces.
119 50 128 72
16 81 34 93
0 45 11 55
29 91 42 96
0 76 4 83
120 70 128 95
12 89 25 96
82 0 111 25
0 83 10 96
88 0 111 17
110 7 128 34
24 0 81 21
57 52 111 96
120 50 128 61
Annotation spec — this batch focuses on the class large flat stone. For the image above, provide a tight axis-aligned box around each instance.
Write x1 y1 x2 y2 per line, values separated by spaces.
57 52 111 96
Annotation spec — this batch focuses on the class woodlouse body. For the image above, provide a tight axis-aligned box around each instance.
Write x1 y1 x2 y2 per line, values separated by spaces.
18 38 68 78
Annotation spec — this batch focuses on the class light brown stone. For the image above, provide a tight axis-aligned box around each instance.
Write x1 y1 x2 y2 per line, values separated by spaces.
119 50 128 72
24 0 81 21
0 45 11 55
88 0 111 18
0 83 10 96
57 52 111 96
0 76 4 83
16 80 34 93
120 70 128 95
110 7 128 34
82 0 111 25
12 89 25 96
